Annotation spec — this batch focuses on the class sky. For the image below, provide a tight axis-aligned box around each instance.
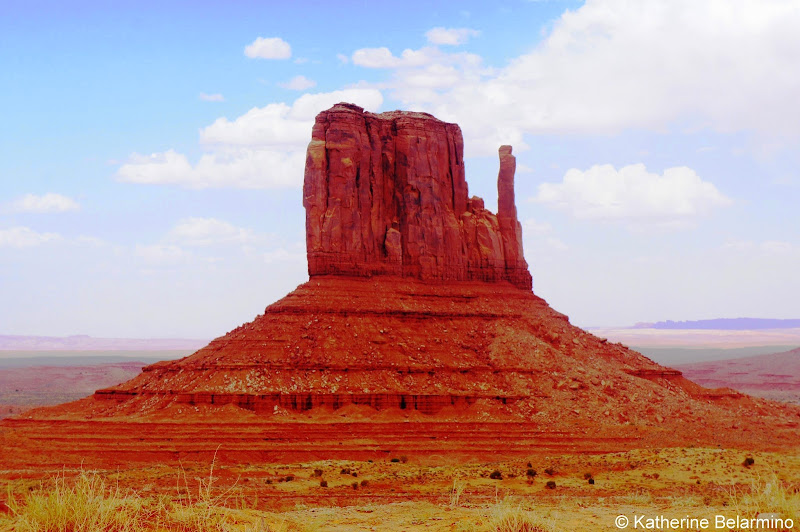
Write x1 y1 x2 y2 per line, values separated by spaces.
1 0 799 338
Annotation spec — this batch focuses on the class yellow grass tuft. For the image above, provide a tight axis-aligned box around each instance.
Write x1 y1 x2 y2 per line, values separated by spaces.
728 473 800 524
486 497 554 532
0 470 299 532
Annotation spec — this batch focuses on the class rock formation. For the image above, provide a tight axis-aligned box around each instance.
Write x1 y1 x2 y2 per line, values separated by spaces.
304 103 531 289
3 103 799 468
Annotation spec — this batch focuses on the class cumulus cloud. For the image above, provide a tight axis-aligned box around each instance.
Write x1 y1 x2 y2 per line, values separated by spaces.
134 244 189 265
244 37 291 59
534 164 732 226
522 218 553 235
350 0 800 155
263 246 305 264
199 93 225 102
166 217 254 246
279 75 317 91
117 148 305 189
425 27 480 46
0 226 61 247
11 193 79 213
116 88 383 189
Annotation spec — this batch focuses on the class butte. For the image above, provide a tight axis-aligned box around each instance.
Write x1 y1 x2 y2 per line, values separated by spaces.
3 103 799 468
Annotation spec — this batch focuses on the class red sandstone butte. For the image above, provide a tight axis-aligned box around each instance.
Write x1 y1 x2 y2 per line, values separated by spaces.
2 103 800 470
304 103 531 290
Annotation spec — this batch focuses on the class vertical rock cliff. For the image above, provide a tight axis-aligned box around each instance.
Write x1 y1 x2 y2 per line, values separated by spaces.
303 103 532 290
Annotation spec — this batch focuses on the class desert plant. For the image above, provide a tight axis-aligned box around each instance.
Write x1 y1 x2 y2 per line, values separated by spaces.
487 497 553 532
526 469 537 478
489 470 503 480
743 457 755 467
450 479 466 508
313 469 323 477
728 474 800 524
319 480 328 488
545 481 556 490
6 471 148 532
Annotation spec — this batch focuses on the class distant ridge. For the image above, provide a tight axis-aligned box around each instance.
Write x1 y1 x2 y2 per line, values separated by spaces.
0 335 208 351
633 318 800 330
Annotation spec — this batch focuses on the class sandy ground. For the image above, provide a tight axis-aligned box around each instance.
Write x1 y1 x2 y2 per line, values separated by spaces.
3 447 798 531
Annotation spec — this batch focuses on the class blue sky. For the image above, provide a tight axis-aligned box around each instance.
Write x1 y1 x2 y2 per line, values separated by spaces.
2 0 799 337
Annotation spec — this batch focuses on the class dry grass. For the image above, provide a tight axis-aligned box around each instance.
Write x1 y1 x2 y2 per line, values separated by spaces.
727 474 800 524
484 497 554 532
0 470 297 532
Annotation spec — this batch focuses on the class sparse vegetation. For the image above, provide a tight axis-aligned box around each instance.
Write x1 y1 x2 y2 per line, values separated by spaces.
1 448 798 531
489 470 503 480
487 498 553 532
1 470 298 532
743 456 755 467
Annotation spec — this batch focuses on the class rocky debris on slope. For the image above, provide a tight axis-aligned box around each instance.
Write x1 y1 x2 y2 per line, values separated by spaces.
304 103 531 289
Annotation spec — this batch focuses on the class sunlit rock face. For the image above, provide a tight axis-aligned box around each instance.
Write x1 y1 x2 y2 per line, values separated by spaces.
303 103 532 290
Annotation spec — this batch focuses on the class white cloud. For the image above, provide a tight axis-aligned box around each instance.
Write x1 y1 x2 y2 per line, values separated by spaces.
244 37 291 59
279 75 317 91
167 217 254 246
425 27 480 46
534 164 733 226
0 226 61 247
336 53 349 64
546 237 569 251
11 193 79 213
263 246 305 264
761 240 795 254
116 148 305 189
199 93 225 102
522 218 553 235
134 244 189 265
116 88 383 189
350 0 800 155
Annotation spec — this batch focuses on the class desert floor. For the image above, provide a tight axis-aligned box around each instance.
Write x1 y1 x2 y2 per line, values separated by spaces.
2 446 799 531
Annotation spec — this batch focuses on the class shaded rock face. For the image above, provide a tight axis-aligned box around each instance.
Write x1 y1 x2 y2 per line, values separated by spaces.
304 103 532 290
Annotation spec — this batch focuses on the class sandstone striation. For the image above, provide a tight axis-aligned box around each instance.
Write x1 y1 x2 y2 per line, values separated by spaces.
304 103 531 289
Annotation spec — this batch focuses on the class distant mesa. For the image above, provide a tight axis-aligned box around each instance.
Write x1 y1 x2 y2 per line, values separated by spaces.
633 318 800 330
0 334 208 352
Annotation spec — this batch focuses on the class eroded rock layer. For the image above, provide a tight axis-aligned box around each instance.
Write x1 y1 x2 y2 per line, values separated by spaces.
304 103 531 289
